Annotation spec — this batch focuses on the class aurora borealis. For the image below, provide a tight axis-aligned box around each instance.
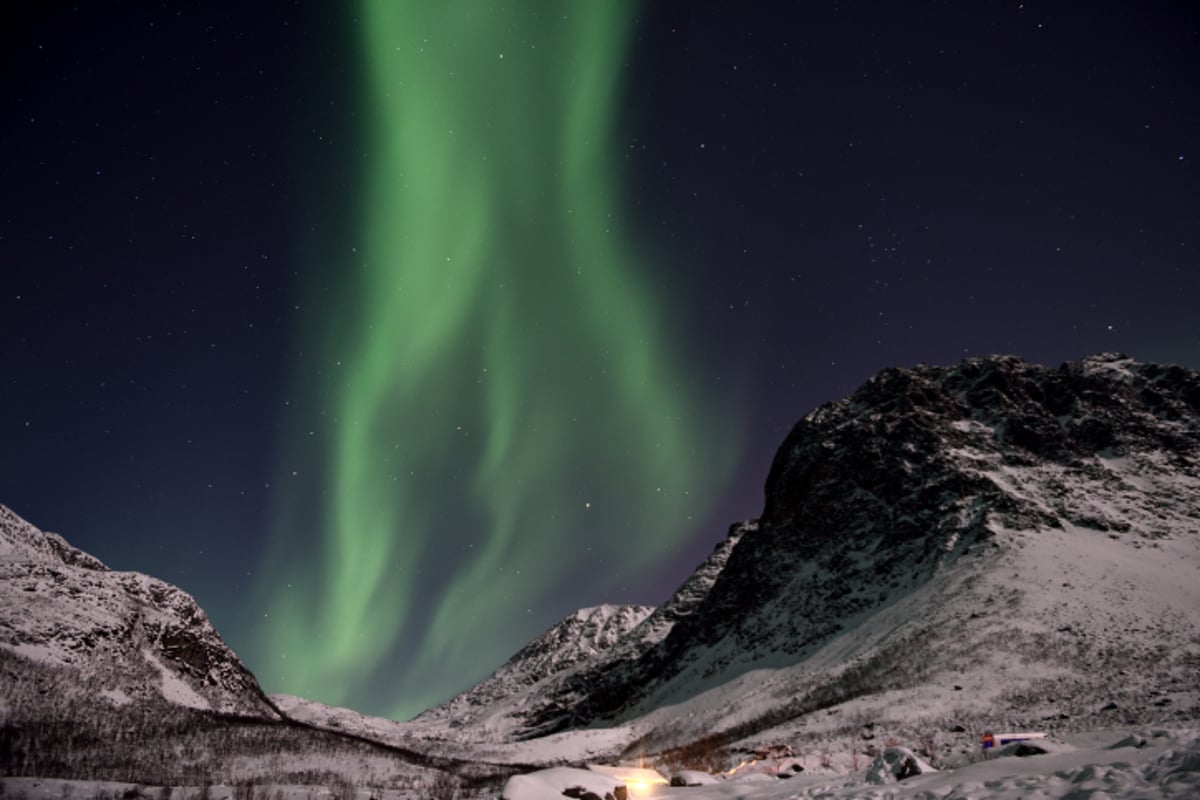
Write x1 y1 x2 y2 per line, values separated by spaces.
3 2 1197 721
253 2 738 718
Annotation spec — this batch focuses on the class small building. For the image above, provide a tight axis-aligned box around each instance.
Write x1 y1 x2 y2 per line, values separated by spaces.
981 731 1047 750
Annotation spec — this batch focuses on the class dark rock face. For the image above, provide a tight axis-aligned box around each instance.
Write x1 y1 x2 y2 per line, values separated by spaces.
525 354 1200 732
763 353 1200 529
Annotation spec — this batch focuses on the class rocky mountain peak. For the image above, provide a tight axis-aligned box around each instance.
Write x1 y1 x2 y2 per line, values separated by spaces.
506 604 656 675
0 504 108 570
412 603 654 733
763 353 1200 533
0 504 277 719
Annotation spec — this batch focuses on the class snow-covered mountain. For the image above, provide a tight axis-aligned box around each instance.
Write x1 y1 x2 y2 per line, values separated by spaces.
419 353 1200 752
0 503 277 718
5 352 1198 792
413 604 653 735
609 353 1200 750
413 522 750 741
0 505 497 790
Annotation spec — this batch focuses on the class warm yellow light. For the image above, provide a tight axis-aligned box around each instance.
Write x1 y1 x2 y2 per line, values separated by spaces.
626 780 655 796
726 757 756 775
599 766 667 796
617 775 667 796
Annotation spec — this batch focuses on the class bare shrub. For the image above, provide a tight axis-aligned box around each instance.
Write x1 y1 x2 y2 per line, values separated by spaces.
328 777 355 800
428 772 458 800
919 733 937 765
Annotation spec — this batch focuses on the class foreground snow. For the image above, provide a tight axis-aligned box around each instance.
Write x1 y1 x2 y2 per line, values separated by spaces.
2 727 1196 799
499 729 1199 800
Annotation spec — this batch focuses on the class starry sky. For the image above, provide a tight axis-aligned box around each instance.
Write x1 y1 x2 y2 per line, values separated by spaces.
2 2 1197 720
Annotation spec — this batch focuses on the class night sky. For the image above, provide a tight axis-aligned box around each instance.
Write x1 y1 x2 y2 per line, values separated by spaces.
3 2 1197 720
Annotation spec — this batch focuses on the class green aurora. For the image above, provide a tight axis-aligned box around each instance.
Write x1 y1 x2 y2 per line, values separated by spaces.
254 2 739 720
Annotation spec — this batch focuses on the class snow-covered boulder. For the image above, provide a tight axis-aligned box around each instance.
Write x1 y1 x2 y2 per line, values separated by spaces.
670 769 719 786
993 736 1075 759
727 772 775 782
865 747 937 784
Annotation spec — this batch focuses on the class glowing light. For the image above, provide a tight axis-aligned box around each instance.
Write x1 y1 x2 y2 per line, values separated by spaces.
619 777 667 796
726 757 758 776
250 1 739 718
587 766 668 795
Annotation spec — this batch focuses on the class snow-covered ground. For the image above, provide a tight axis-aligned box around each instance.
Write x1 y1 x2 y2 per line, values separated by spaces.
4 728 1195 799
498 729 1199 800
656 729 1200 800
0 782 416 800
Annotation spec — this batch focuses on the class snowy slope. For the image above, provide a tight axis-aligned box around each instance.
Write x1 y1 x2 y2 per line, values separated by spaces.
4 727 1197 799
0 503 277 718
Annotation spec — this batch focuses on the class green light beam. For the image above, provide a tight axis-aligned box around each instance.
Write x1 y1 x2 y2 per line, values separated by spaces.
254 1 740 720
